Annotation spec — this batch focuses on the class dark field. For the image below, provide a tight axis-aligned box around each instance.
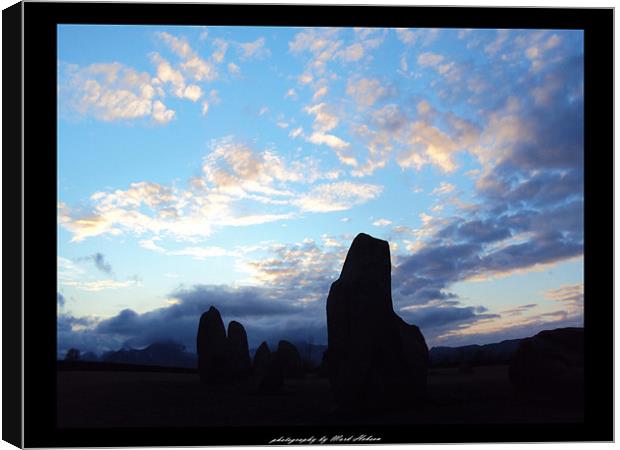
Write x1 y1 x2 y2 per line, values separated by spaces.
57 365 583 428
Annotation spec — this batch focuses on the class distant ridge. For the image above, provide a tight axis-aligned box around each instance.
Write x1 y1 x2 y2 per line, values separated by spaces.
429 339 524 367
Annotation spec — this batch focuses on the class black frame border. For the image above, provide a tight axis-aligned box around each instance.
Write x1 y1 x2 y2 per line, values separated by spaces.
20 2 613 447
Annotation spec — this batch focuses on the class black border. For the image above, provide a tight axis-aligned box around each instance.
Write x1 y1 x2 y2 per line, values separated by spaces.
2 2 23 448
22 2 613 447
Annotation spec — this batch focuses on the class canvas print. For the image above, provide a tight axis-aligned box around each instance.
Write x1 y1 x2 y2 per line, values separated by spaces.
57 25 584 430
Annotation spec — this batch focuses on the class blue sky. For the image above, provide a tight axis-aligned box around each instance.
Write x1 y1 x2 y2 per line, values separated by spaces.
57 25 584 356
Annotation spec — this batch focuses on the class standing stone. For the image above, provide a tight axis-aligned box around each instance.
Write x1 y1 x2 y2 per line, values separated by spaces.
326 233 429 410
196 306 229 384
227 320 251 380
253 341 272 375
509 327 584 402
276 340 305 379
253 342 284 393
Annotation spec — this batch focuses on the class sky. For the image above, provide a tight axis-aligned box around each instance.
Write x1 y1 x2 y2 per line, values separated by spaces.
57 25 584 356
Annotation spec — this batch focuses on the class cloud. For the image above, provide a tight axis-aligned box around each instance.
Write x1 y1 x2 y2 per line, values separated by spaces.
396 28 440 47
150 52 203 101
156 31 217 82
372 219 392 227
338 42 364 62
431 182 455 196
501 304 538 317
79 252 113 274
156 31 194 59
61 278 141 292
295 182 383 213
305 102 339 132
417 52 445 67
227 62 240 75
57 292 66 308
312 86 328 101
288 127 303 139
400 304 499 333
168 246 236 260
346 78 387 107
59 62 175 124
543 283 583 317
307 132 349 150
211 38 229 63
238 37 269 60
59 138 349 243
70 282 328 353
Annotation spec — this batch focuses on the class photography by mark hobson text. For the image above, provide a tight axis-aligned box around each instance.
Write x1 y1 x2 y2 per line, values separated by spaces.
269 435 382 445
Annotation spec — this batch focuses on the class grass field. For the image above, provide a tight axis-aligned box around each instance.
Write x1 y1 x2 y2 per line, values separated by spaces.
57 365 583 428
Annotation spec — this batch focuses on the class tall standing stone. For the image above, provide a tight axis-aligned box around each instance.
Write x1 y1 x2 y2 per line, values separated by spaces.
253 341 272 374
196 306 229 384
253 341 284 393
509 327 584 402
227 320 252 380
326 233 429 410
276 340 305 379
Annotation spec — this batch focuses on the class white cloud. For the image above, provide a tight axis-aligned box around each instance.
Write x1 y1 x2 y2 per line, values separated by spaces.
305 102 339 132
338 43 364 62
307 132 349 150
139 238 166 252
346 78 387 107
212 38 229 63
169 246 236 260
227 62 241 75
396 28 417 45
150 53 203 101
431 182 456 196
418 52 445 67
295 182 383 212
156 31 193 58
312 86 328 101
285 88 297 99
201 100 209 116
155 31 217 82
372 218 392 227
152 100 175 123
61 278 141 292
238 37 269 59
59 139 351 244
298 73 313 85
61 62 175 124
288 127 304 139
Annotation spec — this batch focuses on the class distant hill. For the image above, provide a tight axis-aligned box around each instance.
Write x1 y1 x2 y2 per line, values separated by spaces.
249 342 328 368
60 338 523 371
100 341 197 369
429 339 522 367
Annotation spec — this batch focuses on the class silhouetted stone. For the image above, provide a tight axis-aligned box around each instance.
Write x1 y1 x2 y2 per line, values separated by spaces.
509 327 584 402
276 340 305 379
317 350 329 378
258 355 285 393
252 342 284 393
253 341 272 374
326 233 429 410
197 306 229 384
227 321 251 380
65 348 80 361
